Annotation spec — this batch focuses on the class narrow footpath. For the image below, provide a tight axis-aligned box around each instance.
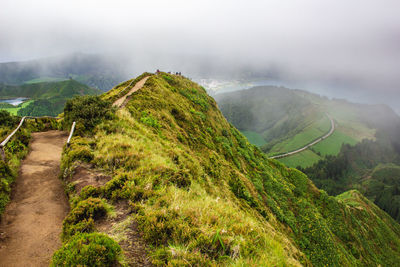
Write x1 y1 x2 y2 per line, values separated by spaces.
113 76 150 108
0 131 69 267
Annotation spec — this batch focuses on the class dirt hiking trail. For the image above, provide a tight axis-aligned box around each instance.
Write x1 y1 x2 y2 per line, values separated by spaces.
113 76 150 108
0 130 69 267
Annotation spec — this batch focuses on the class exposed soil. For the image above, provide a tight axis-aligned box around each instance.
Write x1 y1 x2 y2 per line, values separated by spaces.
68 163 111 194
113 76 150 108
0 131 69 267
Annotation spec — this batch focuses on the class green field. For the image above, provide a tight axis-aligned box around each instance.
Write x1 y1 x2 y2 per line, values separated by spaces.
0 100 33 115
278 149 321 168
270 115 331 154
277 129 358 168
312 130 358 156
242 130 267 147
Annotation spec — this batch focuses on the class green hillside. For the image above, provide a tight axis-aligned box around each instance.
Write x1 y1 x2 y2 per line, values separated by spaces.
301 137 400 222
216 87 396 168
0 53 126 91
55 73 400 266
0 80 101 116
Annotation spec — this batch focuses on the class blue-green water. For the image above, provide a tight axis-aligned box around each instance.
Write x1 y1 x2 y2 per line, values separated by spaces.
0 98 28 106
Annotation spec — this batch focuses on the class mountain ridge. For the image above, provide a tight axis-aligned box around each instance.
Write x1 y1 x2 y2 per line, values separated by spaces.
53 73 400 266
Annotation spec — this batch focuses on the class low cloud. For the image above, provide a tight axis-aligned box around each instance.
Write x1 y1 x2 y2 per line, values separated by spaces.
0 0 399 111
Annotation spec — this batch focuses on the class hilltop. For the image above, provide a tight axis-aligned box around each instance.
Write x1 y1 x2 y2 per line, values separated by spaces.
0 79 101 116
55 73 400 266
0 53 126 91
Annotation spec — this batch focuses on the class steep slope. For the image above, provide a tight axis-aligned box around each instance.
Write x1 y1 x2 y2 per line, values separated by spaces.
215 86 321 150
57 73 400 266
0 80 101 116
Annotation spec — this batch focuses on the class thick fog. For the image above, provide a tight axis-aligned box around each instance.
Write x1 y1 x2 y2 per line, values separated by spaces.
1 0 399 112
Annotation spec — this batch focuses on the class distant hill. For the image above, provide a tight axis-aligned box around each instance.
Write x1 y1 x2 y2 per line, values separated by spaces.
0 53 127 91
216 86 400 167
216 86 400 222
0 79 101 116
54 73 400 266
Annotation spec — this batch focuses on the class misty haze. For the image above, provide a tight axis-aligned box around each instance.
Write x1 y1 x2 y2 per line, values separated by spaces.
1 1 400 266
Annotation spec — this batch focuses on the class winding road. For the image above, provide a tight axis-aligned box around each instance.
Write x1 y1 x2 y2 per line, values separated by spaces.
270 114 335 159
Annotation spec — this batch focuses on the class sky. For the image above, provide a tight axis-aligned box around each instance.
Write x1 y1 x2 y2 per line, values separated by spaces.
1 0 400 111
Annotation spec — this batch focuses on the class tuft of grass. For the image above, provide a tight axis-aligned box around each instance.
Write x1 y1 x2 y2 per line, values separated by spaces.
51 232 122 267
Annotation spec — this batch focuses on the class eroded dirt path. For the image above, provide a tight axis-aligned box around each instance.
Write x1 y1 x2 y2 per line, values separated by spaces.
113 76 150 108
0 131 69 267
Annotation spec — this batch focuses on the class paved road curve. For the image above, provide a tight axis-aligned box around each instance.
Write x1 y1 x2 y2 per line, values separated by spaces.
270 114 335 159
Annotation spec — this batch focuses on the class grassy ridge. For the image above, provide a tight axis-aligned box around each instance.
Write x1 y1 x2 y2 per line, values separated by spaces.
57 73 400 266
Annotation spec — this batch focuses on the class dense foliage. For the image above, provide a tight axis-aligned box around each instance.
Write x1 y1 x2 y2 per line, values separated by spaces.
58 73 400 266
63 95 113 134
17 99 57 117
301 137 400 222
51 233 122 267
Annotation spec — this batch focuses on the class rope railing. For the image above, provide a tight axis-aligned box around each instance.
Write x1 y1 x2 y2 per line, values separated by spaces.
67 121 76 146
0 116 73 160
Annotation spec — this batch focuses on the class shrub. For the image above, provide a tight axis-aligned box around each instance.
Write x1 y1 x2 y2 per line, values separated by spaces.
0 110 19 127
62 198 108 240
51 233 122 267
63 95 113 134
62 218 95 240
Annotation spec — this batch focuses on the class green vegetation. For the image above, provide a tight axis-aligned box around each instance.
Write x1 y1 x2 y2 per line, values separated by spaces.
217 85 400 223
58 73 400 266
51 233 122 267
301 136 400 223
63 95 113 134
0 80 101 117
216 86 391 168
